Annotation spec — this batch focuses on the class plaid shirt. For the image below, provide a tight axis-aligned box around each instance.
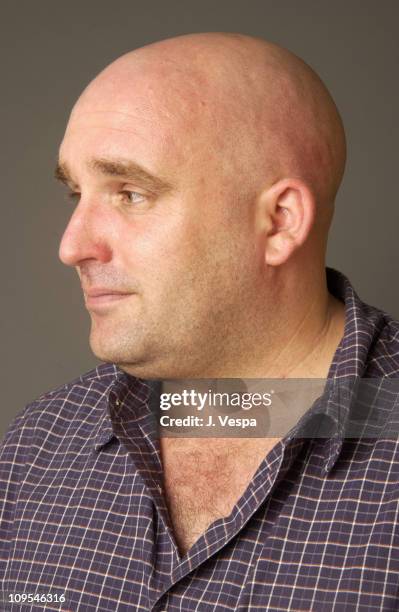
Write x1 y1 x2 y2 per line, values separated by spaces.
1 267 399 611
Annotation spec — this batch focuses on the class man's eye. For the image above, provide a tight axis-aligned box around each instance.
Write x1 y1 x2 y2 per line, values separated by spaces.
121 191 146 205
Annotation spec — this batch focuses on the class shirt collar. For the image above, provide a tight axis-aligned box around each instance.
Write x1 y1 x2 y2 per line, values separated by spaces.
92 368 157 452
297 267 392 472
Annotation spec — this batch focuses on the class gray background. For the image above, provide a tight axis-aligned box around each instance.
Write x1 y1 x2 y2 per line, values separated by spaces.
1 0 398 438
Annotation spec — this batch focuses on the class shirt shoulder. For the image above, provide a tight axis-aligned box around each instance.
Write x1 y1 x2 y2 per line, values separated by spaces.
0 363 123 557
361 303 399 377
326 267 399 378
0 363 120 460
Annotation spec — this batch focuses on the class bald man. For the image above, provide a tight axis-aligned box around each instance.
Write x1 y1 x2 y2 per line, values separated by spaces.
1 33 399 611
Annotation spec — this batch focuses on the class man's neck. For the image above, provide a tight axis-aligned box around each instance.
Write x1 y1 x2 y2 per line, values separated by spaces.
196 290 346 380
271 293 346 379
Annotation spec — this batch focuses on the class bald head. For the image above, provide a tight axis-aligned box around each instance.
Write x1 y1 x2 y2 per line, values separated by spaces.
58 33 346 377
74 32 346 228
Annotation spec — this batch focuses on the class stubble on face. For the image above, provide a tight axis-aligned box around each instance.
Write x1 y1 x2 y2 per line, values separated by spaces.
82 185 261 378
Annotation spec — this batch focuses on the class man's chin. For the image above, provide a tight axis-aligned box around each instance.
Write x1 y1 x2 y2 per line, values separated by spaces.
89 343 175 379
88 332 153 375
87 328 190 378
88 333 132 366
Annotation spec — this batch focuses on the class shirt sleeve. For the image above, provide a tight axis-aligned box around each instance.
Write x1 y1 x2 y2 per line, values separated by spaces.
0 407 32 572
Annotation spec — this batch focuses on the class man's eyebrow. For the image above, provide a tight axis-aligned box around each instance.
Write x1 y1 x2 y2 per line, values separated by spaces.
90 157 174 195
54 157 174 197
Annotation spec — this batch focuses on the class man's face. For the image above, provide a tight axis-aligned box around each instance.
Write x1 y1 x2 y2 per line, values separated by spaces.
58 68 262 377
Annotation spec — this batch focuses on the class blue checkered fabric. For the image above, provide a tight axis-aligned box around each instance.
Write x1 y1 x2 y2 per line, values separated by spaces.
1 267 399 611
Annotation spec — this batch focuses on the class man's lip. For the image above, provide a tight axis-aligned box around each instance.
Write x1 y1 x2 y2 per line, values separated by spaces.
84 288 132 298
83 290 134 309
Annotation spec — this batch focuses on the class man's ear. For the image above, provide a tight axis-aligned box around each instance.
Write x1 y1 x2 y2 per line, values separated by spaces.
255 178 316 266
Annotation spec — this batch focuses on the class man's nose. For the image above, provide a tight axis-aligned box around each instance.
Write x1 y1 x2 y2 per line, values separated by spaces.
58 199 112 267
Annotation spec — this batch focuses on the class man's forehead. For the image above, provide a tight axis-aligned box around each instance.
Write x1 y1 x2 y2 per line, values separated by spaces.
61 68 225 181
59 105 193 183
64 70 209 155
70 59 208 131
65 108 161 139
